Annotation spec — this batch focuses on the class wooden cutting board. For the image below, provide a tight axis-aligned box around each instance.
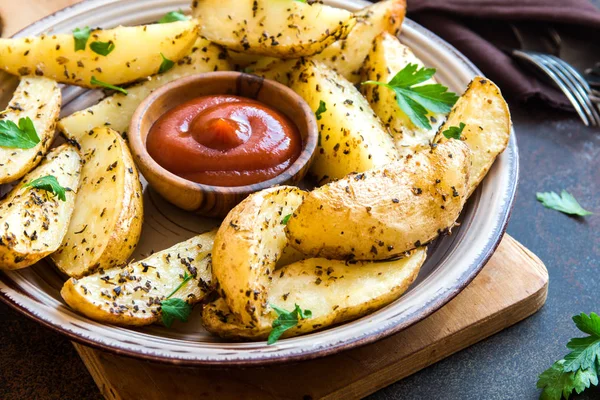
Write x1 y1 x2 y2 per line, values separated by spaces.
2 2 548 399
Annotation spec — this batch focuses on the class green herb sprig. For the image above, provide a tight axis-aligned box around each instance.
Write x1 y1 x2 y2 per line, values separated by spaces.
73 26 91 51
315 100 327 121
24 175 68 201
537 191 593 217
90 76 128 95
442 122 466 140
267 304 312 345
281 214 292 225
90 40 115 56
361 63 458 130
158 53 175 74
160 272 193 328
158 10 189 24
0 117 40 149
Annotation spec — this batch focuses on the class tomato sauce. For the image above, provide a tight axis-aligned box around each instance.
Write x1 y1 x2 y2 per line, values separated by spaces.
146 95 302 186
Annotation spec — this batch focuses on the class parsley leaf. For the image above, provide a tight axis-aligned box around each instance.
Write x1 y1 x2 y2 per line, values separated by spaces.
267 304 312 345
90 40 115 56
537 313 600 400
158 10 189 23
73 26 91 51
536 191 593 217
295 0 308 3
442 122 466 140
160 272 193 328
281 214 292 225
0 117 40 149
24 175 68 201
361 63 458 130
315 100 327 121
90 76 128 95
158 53 175 74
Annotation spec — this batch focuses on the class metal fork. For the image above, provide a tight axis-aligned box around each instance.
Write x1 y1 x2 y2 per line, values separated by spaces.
512 50 600 127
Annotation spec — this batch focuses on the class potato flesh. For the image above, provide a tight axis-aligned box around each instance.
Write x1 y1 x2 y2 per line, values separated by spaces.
202 248 426 340
0 21 198 87
315 0 406 84
0 145 81 270
192 0 356 58
286 140 470 260
212 186 306 326
61 231 215 326
361 32 445 156
58 39 231 141
51 127 143 277
435 77 512 197
289 60 398 183
0 77 61 184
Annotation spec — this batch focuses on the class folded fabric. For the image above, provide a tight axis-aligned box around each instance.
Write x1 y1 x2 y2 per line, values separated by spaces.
406 0 600 109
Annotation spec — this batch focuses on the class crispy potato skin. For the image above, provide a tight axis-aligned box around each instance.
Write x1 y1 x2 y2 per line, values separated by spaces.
58 39 232 142
202 248 426 340
435 77 512 197
0 21 198 87
50 128 143 277
212 186 306 326
62 231 216 326
192 0 356 58
286 140 470 260
361 32 445 156
289 60 398 183
0 145 81 270
316 0 406 83
0 77 61 184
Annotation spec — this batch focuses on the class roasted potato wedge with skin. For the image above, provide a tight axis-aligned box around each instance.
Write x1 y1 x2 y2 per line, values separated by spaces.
192 0 356 58
435 77 511 197
212 186 306 326
289 60 398 183
0 21 198 87
58 39 231 142
61 231 215 326
51 127 143 278
203 248 427 340
361 32 445 156
315 0 406 84
250 58 299 87
286 140 470 260
0 145 81 270
0 77 61 184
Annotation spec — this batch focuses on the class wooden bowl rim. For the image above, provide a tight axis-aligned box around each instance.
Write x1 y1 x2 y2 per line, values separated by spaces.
128 71 318 194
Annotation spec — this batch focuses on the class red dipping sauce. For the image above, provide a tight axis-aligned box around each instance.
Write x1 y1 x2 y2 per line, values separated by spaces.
146 95 302 187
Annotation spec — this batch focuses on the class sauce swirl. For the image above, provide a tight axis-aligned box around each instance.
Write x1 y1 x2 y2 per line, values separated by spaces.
146 95 302 187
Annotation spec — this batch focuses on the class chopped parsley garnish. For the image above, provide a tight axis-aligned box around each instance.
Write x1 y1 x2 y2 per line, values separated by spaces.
0 117 40 149
73 26 91 51
361 63 458 130
442 122 466 140
158 53 175 74
537 312 600 399
90 76 128 95
536 191 593 217
24 175 68 201
267 304 312 345
315 100 327 121
158 10 189 23
160 272 193 328
281 214 292 225
89 40 115 56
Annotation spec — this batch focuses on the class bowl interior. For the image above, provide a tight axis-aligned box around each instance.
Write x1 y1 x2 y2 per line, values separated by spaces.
0 0 518 366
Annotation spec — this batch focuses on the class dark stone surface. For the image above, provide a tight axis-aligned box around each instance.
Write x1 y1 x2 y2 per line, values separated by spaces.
1 14 599 400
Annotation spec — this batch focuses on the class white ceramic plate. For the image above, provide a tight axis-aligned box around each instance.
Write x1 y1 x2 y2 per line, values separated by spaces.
0 0 518 366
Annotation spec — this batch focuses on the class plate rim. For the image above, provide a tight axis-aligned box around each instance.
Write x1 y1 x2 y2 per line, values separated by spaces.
0 0 520 366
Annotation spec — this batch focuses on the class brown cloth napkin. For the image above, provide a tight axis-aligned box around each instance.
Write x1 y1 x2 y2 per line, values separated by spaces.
406 0 600 109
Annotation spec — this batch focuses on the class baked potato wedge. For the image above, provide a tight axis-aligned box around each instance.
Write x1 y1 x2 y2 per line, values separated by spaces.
289 60 398 183
0 21 198 87
61 231 215 326
435 77 511 197
212 186 306 326
315 0 406 84
192 0 356 58
0 145 81 270
286 140 470 260
58 39 232 141
361 32 445 156
203 248 427 340
0 77 61 184
50 127 143 277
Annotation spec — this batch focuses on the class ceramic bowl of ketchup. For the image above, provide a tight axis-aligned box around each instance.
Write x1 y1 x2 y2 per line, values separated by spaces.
129 72 318 217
